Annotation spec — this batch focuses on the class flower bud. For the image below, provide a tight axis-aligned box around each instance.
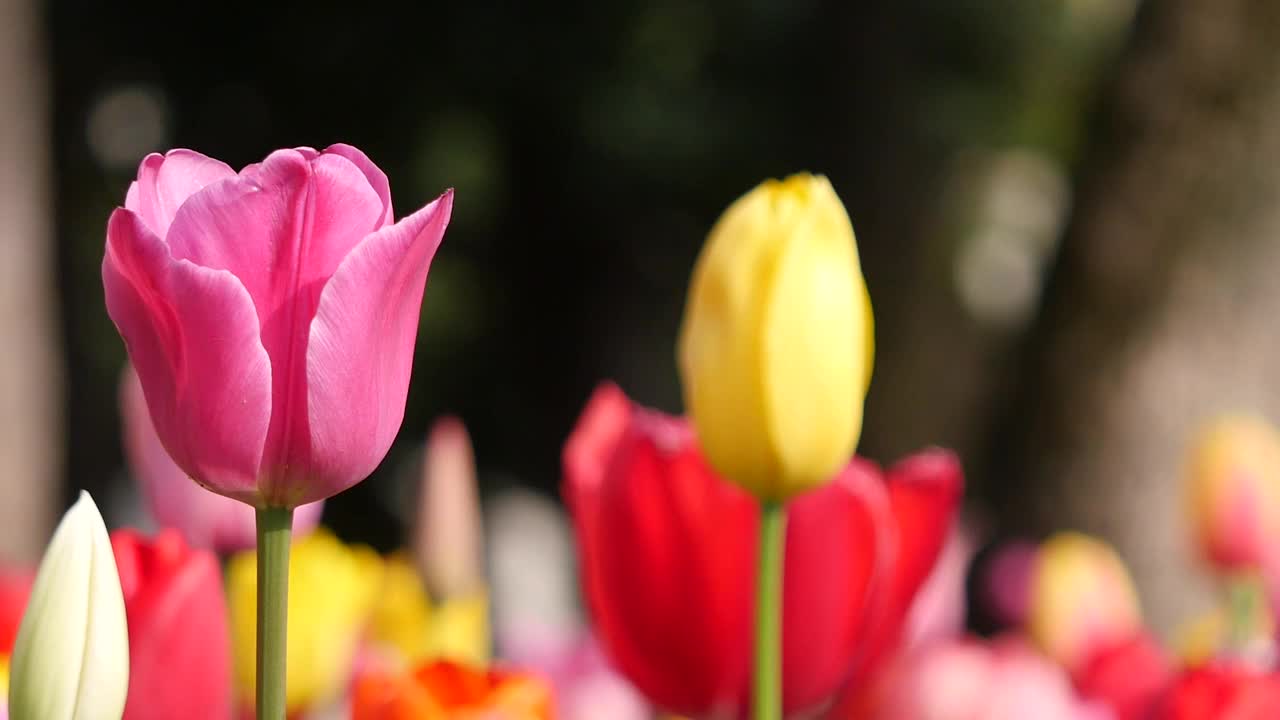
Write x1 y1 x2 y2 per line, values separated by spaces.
414 417 483 599
9 492 129 720
678 174 874 501
1184 414 1280 571
1026 532 1142 671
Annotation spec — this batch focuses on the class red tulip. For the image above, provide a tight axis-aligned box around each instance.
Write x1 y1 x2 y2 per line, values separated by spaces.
1073 631 1171 720
562 383 961 718
1153 665 1280 720
0 569 33 655
112 529 232 720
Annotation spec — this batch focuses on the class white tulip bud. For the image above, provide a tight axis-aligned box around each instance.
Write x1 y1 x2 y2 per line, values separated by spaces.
9 492 129 720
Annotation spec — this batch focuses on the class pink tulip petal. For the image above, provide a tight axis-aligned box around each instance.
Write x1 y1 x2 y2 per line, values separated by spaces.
103 208 271 503
166 149 384 315
122 364 324 551
126 150 236 238
164 149 386 504
323 143 394 227
302 191 452 505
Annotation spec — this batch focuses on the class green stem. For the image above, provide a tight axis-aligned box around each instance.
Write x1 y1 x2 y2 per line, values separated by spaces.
256 507 293 720
754 502 786 720
1225 573 1262 653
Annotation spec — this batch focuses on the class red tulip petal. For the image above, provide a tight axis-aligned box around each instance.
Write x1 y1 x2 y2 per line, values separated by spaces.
563 383 633 499
564 389 754 717
851 448 964 679
113 529 233 720
0 568 34 654
103 208 271 502
781 459 893 714
1075 631 1171 720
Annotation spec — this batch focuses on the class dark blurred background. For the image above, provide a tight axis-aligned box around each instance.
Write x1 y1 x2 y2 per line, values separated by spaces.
9 0 1280 632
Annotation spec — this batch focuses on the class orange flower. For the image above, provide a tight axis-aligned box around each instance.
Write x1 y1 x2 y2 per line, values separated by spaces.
353 660 553 720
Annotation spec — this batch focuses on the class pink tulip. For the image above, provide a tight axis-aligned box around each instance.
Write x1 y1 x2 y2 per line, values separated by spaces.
502 630 650 720
120 364 323 552
858 636 1109 720
102 145 452 507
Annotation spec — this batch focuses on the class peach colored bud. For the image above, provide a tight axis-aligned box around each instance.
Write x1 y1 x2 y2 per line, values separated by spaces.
1185 415 1280 571
1026 532 1142 671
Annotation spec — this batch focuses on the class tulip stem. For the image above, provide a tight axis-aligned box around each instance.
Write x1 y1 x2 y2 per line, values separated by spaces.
754 501 786 720
256 506 293 720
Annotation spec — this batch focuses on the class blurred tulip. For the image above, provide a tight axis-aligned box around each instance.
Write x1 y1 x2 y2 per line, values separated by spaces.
102 145 453 507
227 527 383 714
0 571 32 656
977 540 1038 630
502 632 649 720
9 492 129 720
1153 665 1280 720
120 364 323 552
365 553 490 670
1185 415 1280 572
486 489 581 662
562 383 961 717
351 660 553 720
1027 532 1143 672
854 636 1108 720
487 489 649 720
416 417 484 599
229 529 491 716
677 174 874 501
112 528 231 720
1074 631 1171 720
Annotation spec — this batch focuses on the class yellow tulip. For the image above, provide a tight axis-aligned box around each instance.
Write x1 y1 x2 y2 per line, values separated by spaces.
228 528 384 713
228 532 492 715
365 553 491 669
1026 532 1142 670
678 174 874 501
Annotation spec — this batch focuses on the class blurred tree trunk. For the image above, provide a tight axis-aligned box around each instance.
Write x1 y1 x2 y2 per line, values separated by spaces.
0 0 58 563
998 0 1280 632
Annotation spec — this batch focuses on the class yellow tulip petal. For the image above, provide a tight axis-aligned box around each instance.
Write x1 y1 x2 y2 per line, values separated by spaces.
678 174 873 501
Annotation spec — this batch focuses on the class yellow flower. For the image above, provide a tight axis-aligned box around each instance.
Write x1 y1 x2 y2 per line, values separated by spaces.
229 532 493 714
1185 414 1280 571
228 528 384 713
1026 532 1142 670
365 553 491 669
677 174 874 501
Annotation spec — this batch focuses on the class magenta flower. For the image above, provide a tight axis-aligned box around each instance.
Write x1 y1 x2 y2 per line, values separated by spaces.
103 145 452 508
119 364 323 552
